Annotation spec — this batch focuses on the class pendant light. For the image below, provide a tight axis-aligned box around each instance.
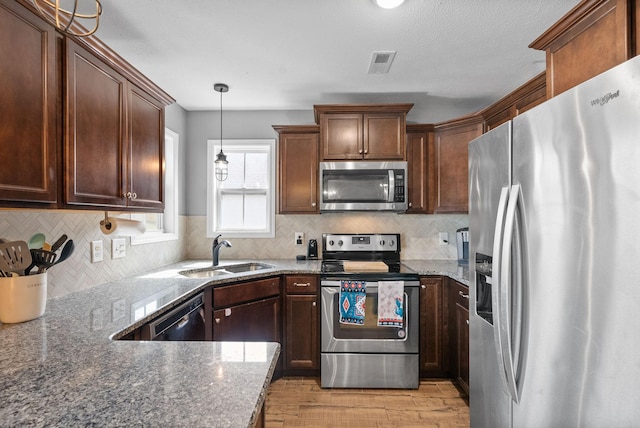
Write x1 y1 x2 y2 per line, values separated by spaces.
32 0 102 37
214 83 229 181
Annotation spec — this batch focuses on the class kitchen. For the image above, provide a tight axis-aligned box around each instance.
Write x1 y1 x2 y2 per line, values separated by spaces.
2 0 638 427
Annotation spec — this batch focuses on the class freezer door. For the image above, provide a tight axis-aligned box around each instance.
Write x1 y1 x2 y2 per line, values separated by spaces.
468 121 512 428
511 56 640 427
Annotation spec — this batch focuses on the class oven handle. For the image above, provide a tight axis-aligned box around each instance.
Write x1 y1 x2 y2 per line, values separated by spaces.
320 279 420 287
388 170 395 202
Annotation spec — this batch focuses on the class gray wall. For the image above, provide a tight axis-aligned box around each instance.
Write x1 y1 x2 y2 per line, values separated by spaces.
165 103 189 215
184 110 314 215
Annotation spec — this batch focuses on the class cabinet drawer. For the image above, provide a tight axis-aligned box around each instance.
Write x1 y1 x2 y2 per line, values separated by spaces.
214 277 280 309
285 276 318 294
454 282 470 309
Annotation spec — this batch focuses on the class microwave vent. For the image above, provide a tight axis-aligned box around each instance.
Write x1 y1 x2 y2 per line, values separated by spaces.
368 51 396 74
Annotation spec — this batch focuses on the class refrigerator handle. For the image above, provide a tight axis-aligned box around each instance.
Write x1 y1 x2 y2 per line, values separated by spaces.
499 183 522 404
491 186 510 396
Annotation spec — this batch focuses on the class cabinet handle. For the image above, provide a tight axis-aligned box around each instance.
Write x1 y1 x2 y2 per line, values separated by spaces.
459 291 469 299
294 282 310 287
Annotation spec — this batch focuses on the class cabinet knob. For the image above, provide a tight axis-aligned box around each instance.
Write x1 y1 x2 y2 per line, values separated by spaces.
311 202 316 207
459 291 469 299
312 302 316 307
364 150 368 154
215 318 220 324
421 284 426 289
466 319 470 325
131 192 137 200
358 149 363 154
409 202 413 207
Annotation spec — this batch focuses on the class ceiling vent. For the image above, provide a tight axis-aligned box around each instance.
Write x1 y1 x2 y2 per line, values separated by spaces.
367 51 397 74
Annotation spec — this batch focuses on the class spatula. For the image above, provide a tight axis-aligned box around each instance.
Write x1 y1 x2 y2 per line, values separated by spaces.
0 241 32 276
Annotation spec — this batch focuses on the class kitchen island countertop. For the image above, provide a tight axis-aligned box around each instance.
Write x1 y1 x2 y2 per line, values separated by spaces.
0 258 466 427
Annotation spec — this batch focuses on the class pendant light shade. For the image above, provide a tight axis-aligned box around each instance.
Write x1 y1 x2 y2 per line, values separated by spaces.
374 0 405 9
214 83 229 182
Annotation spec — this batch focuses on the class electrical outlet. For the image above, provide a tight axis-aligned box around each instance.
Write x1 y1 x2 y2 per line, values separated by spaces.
90 240 103 263
438 232 449 246
112 238 126 259
295 232 304 245
112 299 126 322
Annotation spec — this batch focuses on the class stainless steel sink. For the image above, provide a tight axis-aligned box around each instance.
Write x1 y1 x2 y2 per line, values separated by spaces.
178 262 274 278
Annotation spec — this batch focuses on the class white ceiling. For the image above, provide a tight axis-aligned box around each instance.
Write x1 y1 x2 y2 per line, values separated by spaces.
94 0 581 122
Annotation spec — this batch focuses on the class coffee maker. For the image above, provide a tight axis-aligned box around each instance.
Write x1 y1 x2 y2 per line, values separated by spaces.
456 227 469 264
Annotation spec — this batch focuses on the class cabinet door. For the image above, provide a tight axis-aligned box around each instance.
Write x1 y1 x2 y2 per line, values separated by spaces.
433 121 483 213
285 294 318 371
127 85 164 210
420 277 448 377
0 2 57 204
278 132 318 213
363 113 405 160
456 303 470 394
65 39 127 208
406 131 430 213
320 113 362 160
213 297 281 343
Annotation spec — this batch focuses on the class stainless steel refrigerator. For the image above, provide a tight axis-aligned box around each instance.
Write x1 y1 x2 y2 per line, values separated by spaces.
469 56 640 427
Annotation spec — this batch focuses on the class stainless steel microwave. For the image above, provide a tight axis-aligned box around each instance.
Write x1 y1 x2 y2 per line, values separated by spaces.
319 161 408 212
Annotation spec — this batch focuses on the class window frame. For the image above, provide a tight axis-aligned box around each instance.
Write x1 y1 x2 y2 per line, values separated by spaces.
130 127 180 245
206 138 276 238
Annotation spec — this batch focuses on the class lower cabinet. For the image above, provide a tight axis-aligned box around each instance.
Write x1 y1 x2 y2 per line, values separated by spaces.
212 277 281 344
419 276 448 377
283 275 319 376
449 279 470 394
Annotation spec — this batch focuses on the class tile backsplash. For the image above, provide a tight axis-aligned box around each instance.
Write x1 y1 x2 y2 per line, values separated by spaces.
0 211 467 299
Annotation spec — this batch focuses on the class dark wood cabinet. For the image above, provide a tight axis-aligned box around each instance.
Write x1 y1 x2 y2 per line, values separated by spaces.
432 117 484 213
449 279 470 394
406 125 434 213
212 277 281 343
273 125 319 214
314 104 412 161
530 0 636 98
0 0 58 206
283 275 319 375
65 39 164 211
419 276 448 377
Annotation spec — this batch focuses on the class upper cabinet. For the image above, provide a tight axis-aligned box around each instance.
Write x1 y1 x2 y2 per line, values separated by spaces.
314 104 413 161
530 0 637 97
0 0 173 211
65 39 164 210
432 116 484 214
406 124 434 214
0 1 58 206
274 125 319 214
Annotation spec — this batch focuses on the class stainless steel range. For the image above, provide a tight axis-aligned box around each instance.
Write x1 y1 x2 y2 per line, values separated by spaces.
320 233 419 389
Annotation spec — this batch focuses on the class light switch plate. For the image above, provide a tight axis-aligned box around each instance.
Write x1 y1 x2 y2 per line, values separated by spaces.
295 232 304 245
112 238 126 259
438 232 449 246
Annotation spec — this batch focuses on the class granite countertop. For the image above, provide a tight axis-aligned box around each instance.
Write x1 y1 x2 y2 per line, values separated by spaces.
0 258 466 427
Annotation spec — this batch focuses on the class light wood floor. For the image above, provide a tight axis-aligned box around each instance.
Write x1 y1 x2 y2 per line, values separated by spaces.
265 377 469 427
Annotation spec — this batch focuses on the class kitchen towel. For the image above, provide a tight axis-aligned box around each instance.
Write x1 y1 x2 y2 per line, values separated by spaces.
339 280 366 325
377 281 404 327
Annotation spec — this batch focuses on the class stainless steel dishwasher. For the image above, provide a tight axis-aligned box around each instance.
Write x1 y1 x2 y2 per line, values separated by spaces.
147 293 206 341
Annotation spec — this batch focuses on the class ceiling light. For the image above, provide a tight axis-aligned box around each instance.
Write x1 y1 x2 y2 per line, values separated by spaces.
214 83 229 182
32 0 102 37
374 0 405 9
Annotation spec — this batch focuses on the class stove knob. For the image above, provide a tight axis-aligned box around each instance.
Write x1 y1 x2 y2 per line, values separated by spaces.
338 240 343 247
389 240 395 247
329 240 334 246
379 240 385 246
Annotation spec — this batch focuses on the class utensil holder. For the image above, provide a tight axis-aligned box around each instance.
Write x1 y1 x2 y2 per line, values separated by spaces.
0 273 47 323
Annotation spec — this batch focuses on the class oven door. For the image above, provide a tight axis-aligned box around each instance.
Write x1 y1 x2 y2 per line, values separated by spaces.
320 279 419 353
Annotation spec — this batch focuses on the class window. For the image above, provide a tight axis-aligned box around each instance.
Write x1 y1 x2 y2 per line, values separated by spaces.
207 139 276 238
130 128 179 245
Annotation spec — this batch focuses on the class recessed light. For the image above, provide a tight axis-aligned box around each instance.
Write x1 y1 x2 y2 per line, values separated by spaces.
374 0 405 9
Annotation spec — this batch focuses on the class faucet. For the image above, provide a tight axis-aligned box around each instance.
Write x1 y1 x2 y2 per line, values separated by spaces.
212 234 232 266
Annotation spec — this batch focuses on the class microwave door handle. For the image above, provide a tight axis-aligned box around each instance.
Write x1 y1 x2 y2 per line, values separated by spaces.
388 170 395 202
